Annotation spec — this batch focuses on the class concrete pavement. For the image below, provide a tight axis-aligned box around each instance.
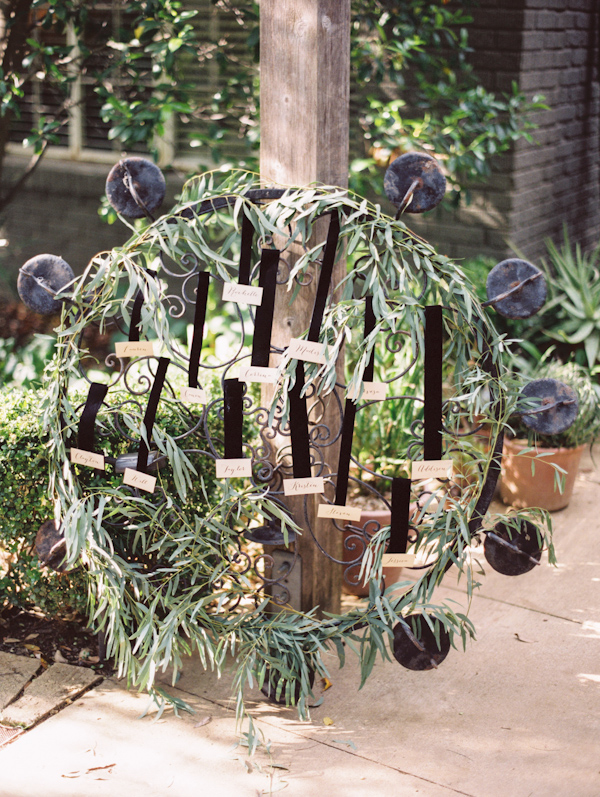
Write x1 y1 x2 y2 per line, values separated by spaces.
1 448 599 796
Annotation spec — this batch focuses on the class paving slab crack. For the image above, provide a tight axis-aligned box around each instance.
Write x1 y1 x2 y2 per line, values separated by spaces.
171 685 479 797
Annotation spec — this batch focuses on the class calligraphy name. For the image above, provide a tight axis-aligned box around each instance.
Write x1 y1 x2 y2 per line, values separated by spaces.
222 282 264 306
283 477 325 496
216 458 252 479
238 366 279 384
123 467 156 493
115 341 156 358
411 459 453 480
70 448 105 470
287 338 326 364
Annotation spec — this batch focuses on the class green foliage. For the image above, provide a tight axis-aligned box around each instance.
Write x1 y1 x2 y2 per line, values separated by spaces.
0 381 225 618
0 388 88 616
0 0 198 210
538 226 600 369
38 171 544 732
204 1 544 201
0 334 57 388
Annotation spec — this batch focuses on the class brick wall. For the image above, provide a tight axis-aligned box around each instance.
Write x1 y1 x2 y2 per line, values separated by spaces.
0 158 184 298
408 0 599 266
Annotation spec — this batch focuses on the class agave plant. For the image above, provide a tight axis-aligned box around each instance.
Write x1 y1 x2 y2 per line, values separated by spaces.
541 225 600 369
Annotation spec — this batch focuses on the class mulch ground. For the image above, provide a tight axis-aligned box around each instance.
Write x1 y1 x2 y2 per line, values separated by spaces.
0 606 112 674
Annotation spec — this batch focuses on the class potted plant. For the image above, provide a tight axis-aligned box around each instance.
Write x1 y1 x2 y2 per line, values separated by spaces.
500 360 600 510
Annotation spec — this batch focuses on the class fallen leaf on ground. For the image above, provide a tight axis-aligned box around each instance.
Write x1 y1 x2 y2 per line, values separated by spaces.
332 738 357 750
54 650 68 663
323 717 334 726
194 716 212 728
320 677 332 691
25 633 39 640
4 638 19 643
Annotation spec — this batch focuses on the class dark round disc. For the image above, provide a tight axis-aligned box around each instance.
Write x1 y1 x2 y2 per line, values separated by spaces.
519 378 578 436
260 665 315 705
484 520 542 576
383 152 446 213
486 259 547 319
18 254 75 315
105 157 166 218
245 520 296 546
35 519 68 572
392 614 451 671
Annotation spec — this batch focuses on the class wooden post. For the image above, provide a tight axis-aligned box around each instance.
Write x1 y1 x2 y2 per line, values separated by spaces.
260 0 351 614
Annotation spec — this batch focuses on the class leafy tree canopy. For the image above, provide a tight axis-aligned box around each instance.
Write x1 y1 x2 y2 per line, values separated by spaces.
0 0 545 213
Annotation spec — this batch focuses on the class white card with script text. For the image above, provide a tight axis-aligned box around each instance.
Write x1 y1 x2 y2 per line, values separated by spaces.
216 458 253 479
222 282 263 306
283 476 325 496
287 338 326 364
238 366 279 384
70 448 105 470
317 504 363 522
382 553 416 567
123 468 157 493
411 460 453 480
181 386 207 404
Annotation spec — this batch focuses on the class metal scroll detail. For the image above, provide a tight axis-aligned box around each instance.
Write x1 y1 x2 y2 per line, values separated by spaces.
55 186 509 607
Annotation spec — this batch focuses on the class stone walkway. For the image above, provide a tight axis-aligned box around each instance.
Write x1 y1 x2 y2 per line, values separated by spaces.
1 449 599 796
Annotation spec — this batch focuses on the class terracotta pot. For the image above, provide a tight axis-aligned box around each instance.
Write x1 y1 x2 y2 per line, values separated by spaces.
500 438 585 511
341 509 403 596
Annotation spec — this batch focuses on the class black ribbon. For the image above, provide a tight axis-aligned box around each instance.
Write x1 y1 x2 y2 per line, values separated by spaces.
389 477 411 555
289 362 311 479
250 249 280 368
238 214 255 285
129 269 157 342
223 378 244 460
78 382 108 454
335 296 375 505
189 271 209 389
424 305 443 461
136 357 170 474
307 209 340 342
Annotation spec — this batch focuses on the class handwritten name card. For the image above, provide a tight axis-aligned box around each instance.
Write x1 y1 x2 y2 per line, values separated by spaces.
283 476 325 496
115 341 156 358
349 381 387 401
181 386 207 404
238 366 279 384
411 460 453 480
70 448 105 470
222 282 263 306
317 504 363 522
123 467 157 493
216 458 253 479
382 553 416 567
287 338 326 365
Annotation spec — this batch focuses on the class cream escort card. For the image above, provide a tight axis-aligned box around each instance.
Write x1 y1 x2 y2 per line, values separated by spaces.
238 366 279 384
411 460 453 480
123 467 157 493
216 458 253 479
349 381 387 401
181 386 207 404
222 282 264 306
382 553 416 567
317 504 363 522
287 338 326 364
283 476 325 496
115 341 156 358
70 448 105 470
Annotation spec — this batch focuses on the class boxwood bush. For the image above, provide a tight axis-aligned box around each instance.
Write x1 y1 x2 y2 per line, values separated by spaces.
0 384 226 619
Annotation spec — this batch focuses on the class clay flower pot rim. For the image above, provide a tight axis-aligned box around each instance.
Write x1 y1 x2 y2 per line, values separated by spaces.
506 438 586 454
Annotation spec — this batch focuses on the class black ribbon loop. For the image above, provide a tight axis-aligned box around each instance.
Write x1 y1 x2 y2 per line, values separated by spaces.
136 357 170 474
189 271 210 389
424 305 443 461
251 249 280 368
78 382 109 453
238 214 255 285
223 378 244 460
389 477 411 554
289 362 312 479
307 209 340 342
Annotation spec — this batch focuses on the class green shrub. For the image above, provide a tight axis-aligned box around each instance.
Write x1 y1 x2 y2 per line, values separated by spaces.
0 383 227 618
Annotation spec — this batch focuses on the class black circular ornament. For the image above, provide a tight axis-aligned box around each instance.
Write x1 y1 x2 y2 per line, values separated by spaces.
18 254 75 315
484 520 542 576
105 157 166 218
392 614 451 671
244 518 296 546
260 665 315 705
384 152 446 213
35 519 68 572
485 259 547 319
519 378 578 436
